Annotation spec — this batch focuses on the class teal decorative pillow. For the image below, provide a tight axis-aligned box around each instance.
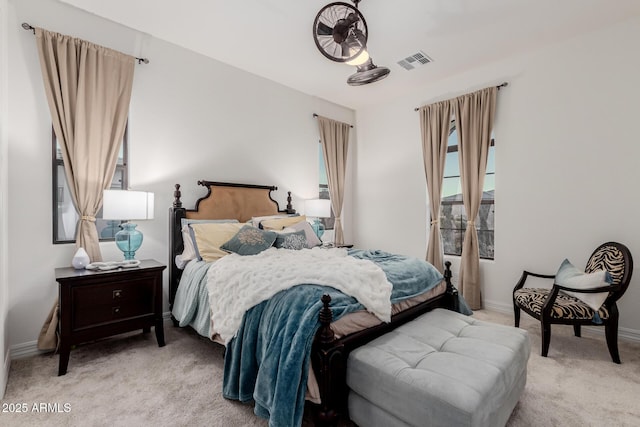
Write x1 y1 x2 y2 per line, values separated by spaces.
274 230 307 250
555 258 612 311
286 221 322 248
220 225 277 256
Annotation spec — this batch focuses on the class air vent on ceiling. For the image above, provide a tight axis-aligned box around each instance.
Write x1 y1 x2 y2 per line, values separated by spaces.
397 51 433 71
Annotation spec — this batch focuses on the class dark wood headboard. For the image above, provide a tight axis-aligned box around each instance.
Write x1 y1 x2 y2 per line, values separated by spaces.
168 180 295 309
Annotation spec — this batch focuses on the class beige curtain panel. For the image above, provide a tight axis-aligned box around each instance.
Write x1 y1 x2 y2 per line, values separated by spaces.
419 100 452 274
37 302 59 352
452 86 497 310
35 27 135 262
317 115 351 245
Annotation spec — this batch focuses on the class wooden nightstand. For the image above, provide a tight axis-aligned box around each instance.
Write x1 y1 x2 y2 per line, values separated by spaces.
55 259 166 375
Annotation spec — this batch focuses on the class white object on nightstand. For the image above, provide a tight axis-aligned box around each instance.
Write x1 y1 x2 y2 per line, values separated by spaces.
71 247 90 269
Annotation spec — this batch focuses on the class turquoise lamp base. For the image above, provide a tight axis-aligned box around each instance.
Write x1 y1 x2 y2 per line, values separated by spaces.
310 218 325 239
115 222 143 260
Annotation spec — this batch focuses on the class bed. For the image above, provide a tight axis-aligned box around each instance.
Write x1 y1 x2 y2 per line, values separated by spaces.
168 180 461 426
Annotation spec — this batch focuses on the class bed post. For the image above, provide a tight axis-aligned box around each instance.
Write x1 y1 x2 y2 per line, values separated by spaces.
169 184 186 314
286 191 296 214
444 261 459 312
312 294 344 427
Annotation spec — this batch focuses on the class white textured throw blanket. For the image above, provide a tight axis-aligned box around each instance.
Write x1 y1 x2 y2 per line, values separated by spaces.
207 247 393 344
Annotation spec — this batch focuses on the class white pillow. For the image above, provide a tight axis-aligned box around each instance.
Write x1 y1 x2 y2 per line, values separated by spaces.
175 225 198 269
555 259 611 311
181 218 239 228
175 219 240 269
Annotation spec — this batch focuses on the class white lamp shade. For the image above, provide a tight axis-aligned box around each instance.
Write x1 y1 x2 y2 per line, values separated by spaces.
305 199 331 218
103 190 154 220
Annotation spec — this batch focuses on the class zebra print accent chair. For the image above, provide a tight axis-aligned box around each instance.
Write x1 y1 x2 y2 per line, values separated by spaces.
513 242 633 363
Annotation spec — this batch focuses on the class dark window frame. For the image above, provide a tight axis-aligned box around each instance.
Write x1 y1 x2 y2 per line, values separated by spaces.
52 126 129 244
440 124 495 260
318 142 335 230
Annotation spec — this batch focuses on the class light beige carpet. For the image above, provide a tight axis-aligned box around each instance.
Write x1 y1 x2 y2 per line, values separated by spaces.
2 310 640 426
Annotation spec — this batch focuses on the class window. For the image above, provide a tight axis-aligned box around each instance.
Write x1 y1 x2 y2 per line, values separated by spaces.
52 127 128 244
440 122 495 259
318 143 335 230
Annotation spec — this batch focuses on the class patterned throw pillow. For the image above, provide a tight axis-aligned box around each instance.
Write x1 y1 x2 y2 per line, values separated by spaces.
220 225 277 256
285 221 323 248
274 230 307 250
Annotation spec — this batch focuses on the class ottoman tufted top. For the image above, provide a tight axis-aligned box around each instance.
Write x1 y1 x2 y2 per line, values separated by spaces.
347 308 530 427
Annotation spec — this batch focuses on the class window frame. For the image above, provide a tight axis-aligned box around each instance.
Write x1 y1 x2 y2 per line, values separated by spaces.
439 123 495 260
318 141 335 230
52 126 129 244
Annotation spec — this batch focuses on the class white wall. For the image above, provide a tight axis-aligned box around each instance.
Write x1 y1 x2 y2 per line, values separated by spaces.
1 0 10 398
7 0 354 352
353 16 640 336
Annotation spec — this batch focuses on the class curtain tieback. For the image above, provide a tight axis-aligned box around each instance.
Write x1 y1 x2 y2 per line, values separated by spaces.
430 219 439 225
81 215 96 222
467 221 475 227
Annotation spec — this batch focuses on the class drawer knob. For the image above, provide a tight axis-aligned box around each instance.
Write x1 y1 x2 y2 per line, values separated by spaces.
113 307 121 314
113 290 122 299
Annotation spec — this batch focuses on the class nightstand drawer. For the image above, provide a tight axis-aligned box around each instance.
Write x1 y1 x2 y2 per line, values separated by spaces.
71 278 154 329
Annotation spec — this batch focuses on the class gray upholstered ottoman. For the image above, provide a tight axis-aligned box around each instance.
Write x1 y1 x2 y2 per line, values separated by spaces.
347 308 530 427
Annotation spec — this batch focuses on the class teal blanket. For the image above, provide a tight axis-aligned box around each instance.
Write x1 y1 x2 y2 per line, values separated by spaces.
349 249 445 301
223 249 458 427
223 285 358 426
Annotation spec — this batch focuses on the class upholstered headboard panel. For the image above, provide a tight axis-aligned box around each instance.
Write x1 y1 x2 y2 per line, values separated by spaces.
168 180 295 309
185 184 281 223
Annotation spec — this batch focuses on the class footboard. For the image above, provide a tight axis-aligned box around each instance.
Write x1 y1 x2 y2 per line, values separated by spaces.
311 261 457 426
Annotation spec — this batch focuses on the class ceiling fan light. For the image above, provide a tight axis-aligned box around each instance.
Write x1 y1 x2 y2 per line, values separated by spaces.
342 28 368 64
346 49 370 66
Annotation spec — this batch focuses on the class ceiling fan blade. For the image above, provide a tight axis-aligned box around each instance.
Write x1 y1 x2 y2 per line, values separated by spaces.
316 21 333 36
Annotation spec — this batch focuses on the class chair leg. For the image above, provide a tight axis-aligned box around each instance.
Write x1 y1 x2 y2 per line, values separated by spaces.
573 325 581 337
541 321 551 357
513 302 520 327
605 318 621 364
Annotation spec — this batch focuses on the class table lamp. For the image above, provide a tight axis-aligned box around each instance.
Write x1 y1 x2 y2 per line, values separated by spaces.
305 199 331 239
102 190 154 260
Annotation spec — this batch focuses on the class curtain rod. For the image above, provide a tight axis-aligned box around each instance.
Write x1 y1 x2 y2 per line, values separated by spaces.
413 82 508 112
21 22 150 64
312 113 353 128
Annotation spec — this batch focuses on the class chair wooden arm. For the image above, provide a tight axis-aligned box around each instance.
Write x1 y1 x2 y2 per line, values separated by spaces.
540 284 561 316
513 270 556 292
541 283 621 317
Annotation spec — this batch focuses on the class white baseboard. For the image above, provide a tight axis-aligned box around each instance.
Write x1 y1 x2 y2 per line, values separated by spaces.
11 311 175 360
11 306 640 361
483 298 640 343
1 348 9 399
482 299 512 314
10 340 43 360
615 327 640 344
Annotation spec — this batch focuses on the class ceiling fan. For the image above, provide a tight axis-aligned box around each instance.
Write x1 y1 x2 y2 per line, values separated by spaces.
312 1 390 86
